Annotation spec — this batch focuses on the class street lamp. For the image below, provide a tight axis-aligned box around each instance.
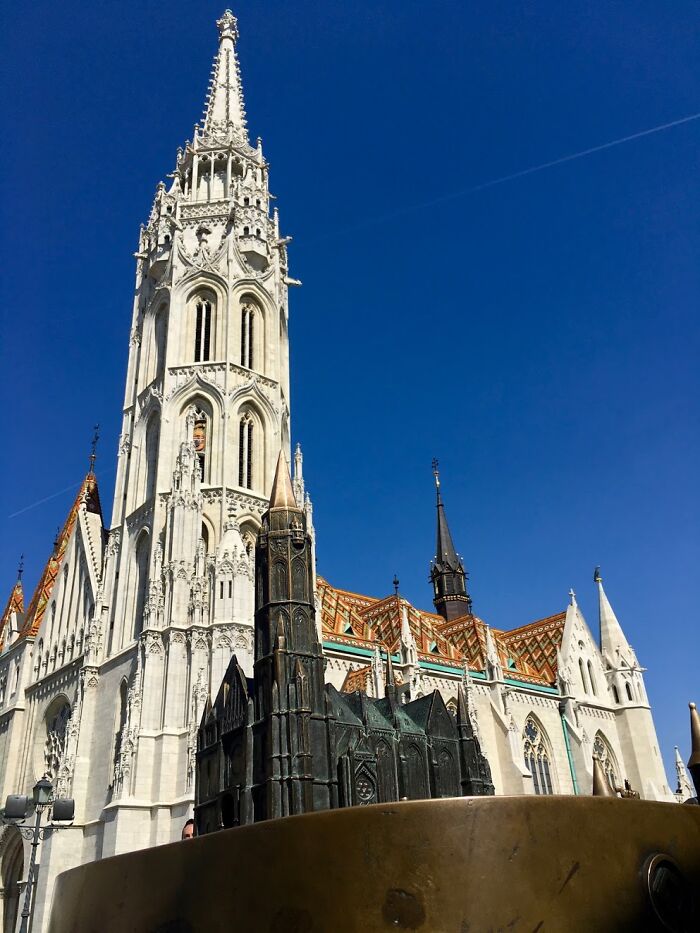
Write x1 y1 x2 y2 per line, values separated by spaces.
1 775 74 933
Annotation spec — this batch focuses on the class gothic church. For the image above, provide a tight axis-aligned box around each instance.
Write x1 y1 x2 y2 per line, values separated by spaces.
0 11 676 933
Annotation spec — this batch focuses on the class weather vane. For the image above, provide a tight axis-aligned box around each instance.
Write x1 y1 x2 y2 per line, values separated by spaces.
89 424 100 473
432 458 440 487
17 554 24 581
393 575 400 596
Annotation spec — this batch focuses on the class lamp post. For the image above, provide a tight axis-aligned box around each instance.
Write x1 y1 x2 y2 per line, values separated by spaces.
1 775 74 933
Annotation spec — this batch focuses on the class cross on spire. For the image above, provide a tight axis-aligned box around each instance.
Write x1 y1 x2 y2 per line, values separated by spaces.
89 424 100 473
432 458 440 493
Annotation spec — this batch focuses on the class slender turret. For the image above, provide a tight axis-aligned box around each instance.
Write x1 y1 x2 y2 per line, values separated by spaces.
429 461 472 621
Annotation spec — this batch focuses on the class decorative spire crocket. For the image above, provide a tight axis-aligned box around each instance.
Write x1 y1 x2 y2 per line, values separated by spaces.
430 460 472 621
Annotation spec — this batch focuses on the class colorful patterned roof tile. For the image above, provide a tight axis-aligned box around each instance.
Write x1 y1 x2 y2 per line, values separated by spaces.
0 580 24 652
319 576 565 687
20 472 102 640
341 665 372 694
501 611 567 685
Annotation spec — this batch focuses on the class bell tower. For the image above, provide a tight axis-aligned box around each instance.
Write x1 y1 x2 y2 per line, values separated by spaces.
429 461 472 621
101 9 296 675
82 11 300 846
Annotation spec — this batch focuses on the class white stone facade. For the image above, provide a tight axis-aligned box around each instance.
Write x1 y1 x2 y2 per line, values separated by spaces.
0 11 674 933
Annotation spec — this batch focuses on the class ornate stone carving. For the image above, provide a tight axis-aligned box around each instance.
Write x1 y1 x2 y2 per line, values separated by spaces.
81 666 100 688
143 632 164 656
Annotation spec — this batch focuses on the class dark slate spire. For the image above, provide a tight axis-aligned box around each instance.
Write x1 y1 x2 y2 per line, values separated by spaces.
430 460 472 621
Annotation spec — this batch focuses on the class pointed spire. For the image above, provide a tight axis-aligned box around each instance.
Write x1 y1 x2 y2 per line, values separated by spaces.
592 756 615 796
384 645 397 700
268 450 298 511
292 443 304 506
89 423 100 475
433 459 461 571
688 702 700 799
430 460 471 621
456 683 473 736
595 568 635 666
674 746 693 801
201 11 248 140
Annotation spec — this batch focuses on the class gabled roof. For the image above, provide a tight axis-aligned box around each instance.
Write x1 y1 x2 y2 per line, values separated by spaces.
319 576 566 687
0 580 24 651
20 472 102 639
501 611 567 684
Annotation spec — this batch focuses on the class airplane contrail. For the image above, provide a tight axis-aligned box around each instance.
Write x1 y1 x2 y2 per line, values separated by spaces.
7 465 116 520
312 110 700 239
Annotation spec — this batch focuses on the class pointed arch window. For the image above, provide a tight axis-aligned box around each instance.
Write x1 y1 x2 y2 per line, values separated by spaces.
132 533 150 640
238 413 254 489
587 660 598 696
144 414 160 501
611 684 620 704
523 718 554 795
193 411 207 482
194 299 212 362
154 305 168 380
241 304 254 370
578 657 589 694
625 681 633 702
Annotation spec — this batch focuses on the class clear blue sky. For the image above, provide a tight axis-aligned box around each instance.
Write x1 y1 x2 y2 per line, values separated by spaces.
2 1 698 786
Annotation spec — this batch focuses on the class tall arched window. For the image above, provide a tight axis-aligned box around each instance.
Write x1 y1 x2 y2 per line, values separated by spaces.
578 657 589 694
132 533 150 640
112 679 129 787
241 304 254 370
192 410 207 482
625 682 633 702
144 414 160 501
523 718 554 795
611 684 620 704
587 660 597 696
194 299 212 362
153 305 168 379
43 698 71 781
238 413 254 489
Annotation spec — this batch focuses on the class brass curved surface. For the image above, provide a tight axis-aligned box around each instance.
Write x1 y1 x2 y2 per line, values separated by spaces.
49 796 700 932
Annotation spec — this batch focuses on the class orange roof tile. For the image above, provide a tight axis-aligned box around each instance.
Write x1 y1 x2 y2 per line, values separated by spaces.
0 580 24 651
20 473 102 639
318 576 565 687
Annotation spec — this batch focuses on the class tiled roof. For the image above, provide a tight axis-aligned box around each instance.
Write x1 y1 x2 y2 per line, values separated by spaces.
319 576 564 687
20 473 102 639
501 612 567 684
0 580 24 651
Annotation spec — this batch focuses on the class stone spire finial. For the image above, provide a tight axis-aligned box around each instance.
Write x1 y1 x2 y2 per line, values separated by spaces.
201 10 247 139
674 745 693 801
268 450 298 511
216 9 239 41
595 569 635 666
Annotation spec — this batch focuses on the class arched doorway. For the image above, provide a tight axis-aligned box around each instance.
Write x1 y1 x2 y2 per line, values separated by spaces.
0 826 23 932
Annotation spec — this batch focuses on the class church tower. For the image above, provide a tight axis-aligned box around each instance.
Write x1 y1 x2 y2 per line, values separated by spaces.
49 10 300 865
430 461 472 621
252 453 332 820
103 9 294 677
